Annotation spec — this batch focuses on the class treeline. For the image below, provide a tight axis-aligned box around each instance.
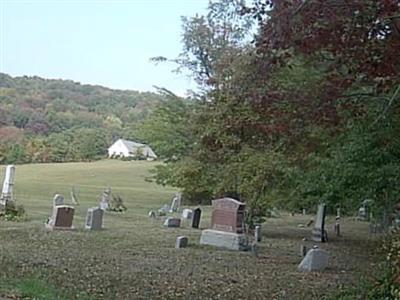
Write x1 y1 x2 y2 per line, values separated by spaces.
0 73 164 163
138 0 400 218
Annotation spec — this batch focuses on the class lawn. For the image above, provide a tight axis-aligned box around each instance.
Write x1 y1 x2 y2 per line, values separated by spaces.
0 160 379 299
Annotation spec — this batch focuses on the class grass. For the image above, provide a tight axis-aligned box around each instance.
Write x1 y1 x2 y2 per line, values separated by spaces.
0 160 380 299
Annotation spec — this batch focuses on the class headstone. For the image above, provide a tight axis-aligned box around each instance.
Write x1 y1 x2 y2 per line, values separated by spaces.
211 198 246 233
46 205 75 230
255 225 261 242
53 194 64 207
148 210 156 218
200 198 247 250
169 192 181 212
85 207 104 230
70 186 79 205
357 199 371 221
302 209 306 215
298 247 329 272
99 187 111 211
175 236 188 248
250 242 258 257
159 204 170 215
181 208 193 220
312 204 327 242
0 165 16 205
334 216 341 237
163 217 181 228
191 207 202 229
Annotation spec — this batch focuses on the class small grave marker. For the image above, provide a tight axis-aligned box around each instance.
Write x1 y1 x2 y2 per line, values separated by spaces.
191 207 202 229
163 217 181 228
85 207 104 230
175 236 188 248
312 204 327 242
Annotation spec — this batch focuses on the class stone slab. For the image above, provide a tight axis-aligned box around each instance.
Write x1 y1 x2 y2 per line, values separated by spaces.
298 248 329 272
163 217 181 228
200 229 248 251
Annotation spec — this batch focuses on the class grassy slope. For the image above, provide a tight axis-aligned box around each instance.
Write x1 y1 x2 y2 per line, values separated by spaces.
0 160 378 299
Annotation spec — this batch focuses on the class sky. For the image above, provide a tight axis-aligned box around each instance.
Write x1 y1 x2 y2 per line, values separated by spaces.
0 0 209 95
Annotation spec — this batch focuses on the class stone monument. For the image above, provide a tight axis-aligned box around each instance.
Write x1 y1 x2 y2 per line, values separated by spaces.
0 165 16 206
200 198 247 250
169 192 181 213
46 205 75 230
191 207 202 229
53 194 65 207
85 207 104 230
312 203 327 242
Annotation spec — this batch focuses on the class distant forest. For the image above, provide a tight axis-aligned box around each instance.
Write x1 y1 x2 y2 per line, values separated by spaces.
0 73 164 163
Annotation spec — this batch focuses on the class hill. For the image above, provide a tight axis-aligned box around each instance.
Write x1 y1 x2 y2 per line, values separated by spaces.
0 73 165 163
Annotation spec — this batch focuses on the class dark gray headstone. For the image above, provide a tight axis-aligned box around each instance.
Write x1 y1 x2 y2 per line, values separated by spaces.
191 207 202 229
175 236 188 248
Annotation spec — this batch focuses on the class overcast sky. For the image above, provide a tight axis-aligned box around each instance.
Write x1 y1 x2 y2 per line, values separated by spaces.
0 0 209 95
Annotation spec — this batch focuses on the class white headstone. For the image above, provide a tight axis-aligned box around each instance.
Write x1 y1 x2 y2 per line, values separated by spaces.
298 248 329 272
148 210 156 218
0 165 16 205
53 194 65 207
85 207 104 230
181 208 193 220
169 193 181 212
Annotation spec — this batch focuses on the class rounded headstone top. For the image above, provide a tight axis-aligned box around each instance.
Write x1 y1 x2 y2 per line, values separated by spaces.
313 245 319 249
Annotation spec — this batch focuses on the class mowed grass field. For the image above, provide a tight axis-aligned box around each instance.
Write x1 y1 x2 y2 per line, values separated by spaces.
0 160 378 300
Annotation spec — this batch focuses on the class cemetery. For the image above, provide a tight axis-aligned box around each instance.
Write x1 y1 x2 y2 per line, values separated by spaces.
0 160 393 299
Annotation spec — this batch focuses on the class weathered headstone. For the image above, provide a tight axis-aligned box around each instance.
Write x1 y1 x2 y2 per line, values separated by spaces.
158 204 170 216
357 199 371 221
85 207 104 230
163 217 181 228
312 204 327 242
0 165 16 206
298 247 329 272
46 205 75 230
255 225 262 242
169 192 181 213
200 198 248 250
175 236 188 248
70 186 79 205
148 210 156 218
181 208 193 220
53 194 65 207
191 207 202 229
334 216 341 237
99 187 112 211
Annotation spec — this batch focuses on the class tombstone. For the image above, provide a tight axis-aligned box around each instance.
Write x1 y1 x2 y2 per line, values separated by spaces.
148 210 157 218
200 198 248 251
191 207 202 229
46 205 75 230
169 193 181 213
302 209 306 215
159 204 170 215
255 225 262 242
211 198 246 233
99 187 112 211
298 247 329 272
85 207 104 230
334 216 341 237
70 186 79 205
181 208 193 220
163 217 181 228
175 236 188 248
53 194 65 207
0 165 16 206
357 199 371 221
311 204 327 242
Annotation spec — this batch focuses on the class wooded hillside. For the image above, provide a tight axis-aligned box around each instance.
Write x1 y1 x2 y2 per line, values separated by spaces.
0 73 164 163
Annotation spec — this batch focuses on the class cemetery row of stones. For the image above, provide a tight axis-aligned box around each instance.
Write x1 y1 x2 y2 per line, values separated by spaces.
0 165 392 274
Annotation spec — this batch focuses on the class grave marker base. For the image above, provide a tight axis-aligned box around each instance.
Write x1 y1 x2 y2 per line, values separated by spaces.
200 229 248 251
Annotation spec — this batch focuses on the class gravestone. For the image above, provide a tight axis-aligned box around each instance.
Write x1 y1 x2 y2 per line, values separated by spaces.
53 194 65 207
148 210 156 218
85 207 104 230
200 198 248 251
163 217 181 228
46 205 75 230
312 204 327 242
255 225 262 242
169 193 181 212
357 199 371 221
175 236 188 248
70 186 79 205
298 247 329 272
181 208 193 220
0 165 16 206
158 204 170 216
191 207 202 229
99 188 112 211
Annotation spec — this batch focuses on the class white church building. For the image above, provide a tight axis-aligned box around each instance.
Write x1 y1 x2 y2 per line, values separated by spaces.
107 139 157 160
